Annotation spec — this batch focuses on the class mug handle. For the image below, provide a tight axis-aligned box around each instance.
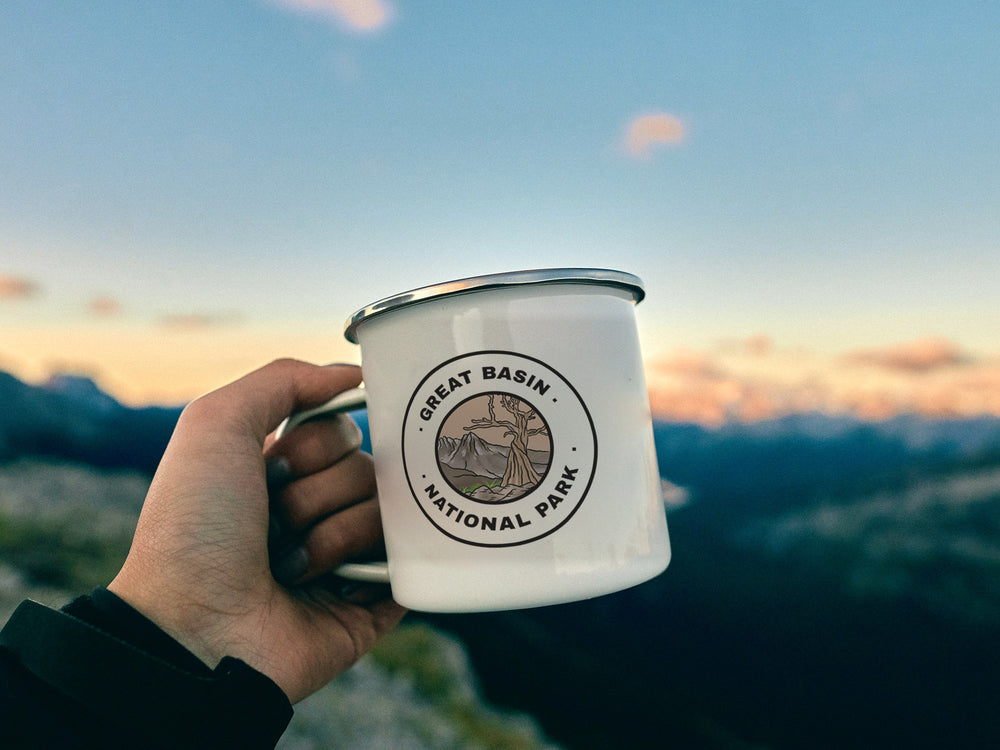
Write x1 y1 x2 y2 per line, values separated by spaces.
274 385 391 585
275 385 368 440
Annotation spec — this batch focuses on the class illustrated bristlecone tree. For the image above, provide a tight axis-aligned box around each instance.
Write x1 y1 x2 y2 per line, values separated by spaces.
465 394 548 487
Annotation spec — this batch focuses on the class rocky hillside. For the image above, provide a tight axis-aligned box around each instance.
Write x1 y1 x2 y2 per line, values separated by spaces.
0 455 560 749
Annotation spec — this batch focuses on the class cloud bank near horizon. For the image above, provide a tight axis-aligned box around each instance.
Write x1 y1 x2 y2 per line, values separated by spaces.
2 327 998 425
2 268 994 421
646 336 1000 425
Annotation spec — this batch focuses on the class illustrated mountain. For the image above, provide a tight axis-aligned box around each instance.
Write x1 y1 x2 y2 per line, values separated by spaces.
438 432 510 479
437 431 549 500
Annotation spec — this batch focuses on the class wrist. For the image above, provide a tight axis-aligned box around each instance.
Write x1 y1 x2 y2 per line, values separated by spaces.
107 571 252 674
0 595 292 749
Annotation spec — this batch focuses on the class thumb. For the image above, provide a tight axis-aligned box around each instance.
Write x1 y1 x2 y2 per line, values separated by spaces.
190 359 363 444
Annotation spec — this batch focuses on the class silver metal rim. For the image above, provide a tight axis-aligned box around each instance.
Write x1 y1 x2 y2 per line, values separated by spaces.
343 267 645 343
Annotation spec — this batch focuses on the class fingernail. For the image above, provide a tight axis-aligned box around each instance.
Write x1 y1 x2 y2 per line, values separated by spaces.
334 414 363 448
266 457 292 487
267 515 285 545
272 546 309 585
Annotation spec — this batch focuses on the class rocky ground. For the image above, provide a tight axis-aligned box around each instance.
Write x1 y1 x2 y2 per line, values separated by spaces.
0 458 561 750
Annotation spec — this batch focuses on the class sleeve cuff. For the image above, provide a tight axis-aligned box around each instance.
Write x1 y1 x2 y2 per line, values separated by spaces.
0 596 293 749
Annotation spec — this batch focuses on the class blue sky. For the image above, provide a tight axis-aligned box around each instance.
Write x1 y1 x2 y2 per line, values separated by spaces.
2 2 999 417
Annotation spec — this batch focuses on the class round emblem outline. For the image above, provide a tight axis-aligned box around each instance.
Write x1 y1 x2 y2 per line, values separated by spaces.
402 350 598 548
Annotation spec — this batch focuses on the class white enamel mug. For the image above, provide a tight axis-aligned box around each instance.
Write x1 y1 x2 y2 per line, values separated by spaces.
278 268 670 612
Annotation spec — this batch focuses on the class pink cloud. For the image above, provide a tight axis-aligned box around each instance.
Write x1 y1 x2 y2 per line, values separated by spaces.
840 362 1000 420
743 334 773 357
269 0 393 32
845 337 968 372
717 335 775 357
647 374 794 426
0 274 40 300
623 113 685 158
88 296 122 317
647 350 790 425
649 350 721 379
158 312 243 331
646 338 1000 425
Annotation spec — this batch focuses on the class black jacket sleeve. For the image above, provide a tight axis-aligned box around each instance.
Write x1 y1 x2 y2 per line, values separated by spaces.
0 589 293 749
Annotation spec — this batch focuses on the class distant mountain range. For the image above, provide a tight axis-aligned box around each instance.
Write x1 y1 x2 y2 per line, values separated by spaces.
5 368 1000 497
2 369 999 749
0 371 181 474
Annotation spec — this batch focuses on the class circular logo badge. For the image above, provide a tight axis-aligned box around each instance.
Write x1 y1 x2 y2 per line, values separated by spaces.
402 351 597 547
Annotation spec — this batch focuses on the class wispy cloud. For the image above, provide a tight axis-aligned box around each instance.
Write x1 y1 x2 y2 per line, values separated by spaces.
88 296 122 317
0 274 41 300
269 0 394 32
623 112 685 159
844 337 968 372
158 312 244 331
646 336 1000 425
647 340 792 424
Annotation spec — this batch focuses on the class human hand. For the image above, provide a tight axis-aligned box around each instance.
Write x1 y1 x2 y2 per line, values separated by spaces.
108 359 406 704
